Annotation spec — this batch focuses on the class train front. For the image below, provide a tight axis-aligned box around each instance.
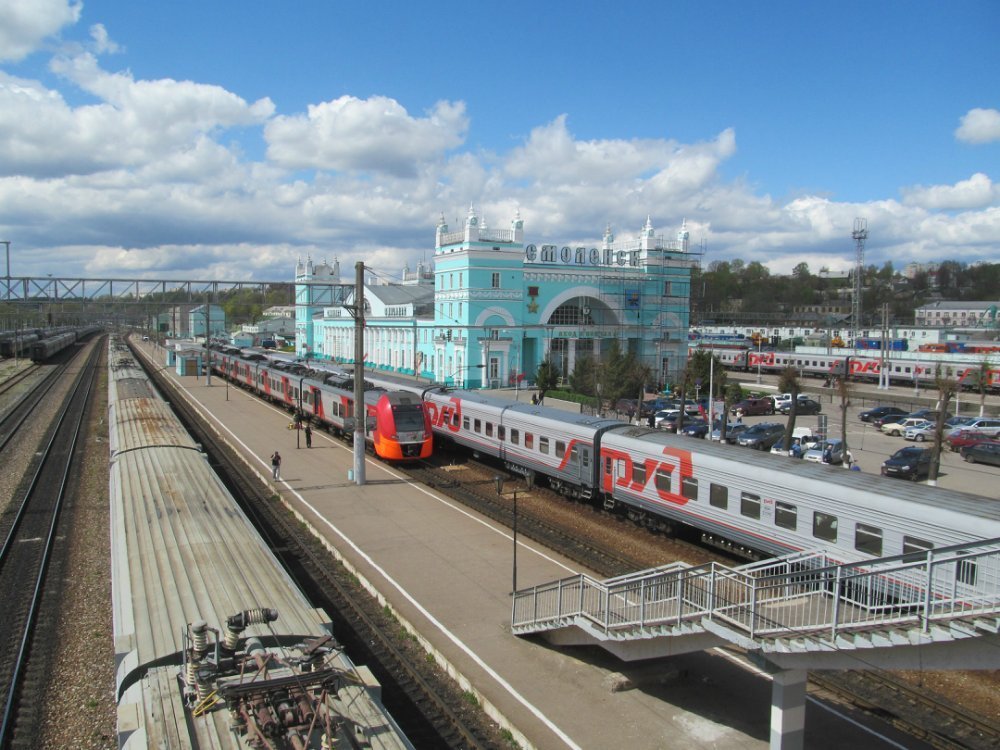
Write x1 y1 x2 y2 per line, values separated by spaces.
371 391 433 460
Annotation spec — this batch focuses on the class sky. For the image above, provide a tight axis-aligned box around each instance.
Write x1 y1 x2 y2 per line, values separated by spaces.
0 0 998 284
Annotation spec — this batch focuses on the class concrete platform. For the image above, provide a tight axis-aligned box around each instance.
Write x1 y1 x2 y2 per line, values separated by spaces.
134 341 929 750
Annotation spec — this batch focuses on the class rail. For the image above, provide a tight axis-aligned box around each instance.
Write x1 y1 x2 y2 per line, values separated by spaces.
512 539 1000 642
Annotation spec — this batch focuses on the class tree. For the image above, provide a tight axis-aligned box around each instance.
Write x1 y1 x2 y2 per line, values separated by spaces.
534 359 559 403
928 367 958 487
837 377 850 465
568 353 598 399
971 356 994 417
777 366 801 453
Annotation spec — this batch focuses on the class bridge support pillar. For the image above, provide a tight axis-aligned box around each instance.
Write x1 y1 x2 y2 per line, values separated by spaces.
770 668 806 750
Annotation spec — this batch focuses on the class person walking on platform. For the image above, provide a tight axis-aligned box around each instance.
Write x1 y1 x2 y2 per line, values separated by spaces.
304 423 313 448
271 450 281 479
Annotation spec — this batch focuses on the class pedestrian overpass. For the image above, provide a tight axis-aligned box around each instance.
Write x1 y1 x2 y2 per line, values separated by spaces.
512 540 1000 750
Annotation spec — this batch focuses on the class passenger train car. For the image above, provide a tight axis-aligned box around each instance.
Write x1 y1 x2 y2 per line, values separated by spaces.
357 371 1000 579
704 345 1000 391
209 347 433 461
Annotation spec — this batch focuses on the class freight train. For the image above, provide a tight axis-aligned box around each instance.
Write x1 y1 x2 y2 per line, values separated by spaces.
210 346 432 461
27 325 102 361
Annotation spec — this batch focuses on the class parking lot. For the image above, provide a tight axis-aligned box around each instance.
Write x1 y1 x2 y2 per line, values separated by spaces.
697 376 998 497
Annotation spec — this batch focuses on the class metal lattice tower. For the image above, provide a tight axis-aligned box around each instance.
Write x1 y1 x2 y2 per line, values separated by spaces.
851 217 868 346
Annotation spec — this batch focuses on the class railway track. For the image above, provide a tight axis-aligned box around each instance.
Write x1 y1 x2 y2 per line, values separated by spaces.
137 343 505 749
0 364 39 401
0 342 101 747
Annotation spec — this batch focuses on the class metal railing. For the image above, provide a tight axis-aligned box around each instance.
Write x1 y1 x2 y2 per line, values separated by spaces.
512 540 1000 644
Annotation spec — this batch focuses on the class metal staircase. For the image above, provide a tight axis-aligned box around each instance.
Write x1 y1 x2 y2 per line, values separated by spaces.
512 540 1000 659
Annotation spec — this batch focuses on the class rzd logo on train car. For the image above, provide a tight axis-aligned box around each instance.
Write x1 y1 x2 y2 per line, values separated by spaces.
748 351 776 367
425 397 461 432
849 360 881 375
603 446 694 506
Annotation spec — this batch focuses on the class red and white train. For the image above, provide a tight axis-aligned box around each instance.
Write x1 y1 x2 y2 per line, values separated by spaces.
210 347 432 461
702 346 1000 391
360 371 1000 580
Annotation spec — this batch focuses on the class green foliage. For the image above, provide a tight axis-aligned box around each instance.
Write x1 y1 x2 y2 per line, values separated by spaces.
534 359 560 401
568 353 599 397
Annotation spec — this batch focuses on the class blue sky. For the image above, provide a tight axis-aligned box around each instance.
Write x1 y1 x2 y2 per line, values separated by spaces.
1 0 998 282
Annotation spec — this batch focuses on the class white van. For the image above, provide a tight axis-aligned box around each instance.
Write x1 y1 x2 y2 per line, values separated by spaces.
771 393 813 411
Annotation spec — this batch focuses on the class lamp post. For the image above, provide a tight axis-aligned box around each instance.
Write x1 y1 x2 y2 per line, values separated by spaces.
1 240 9 300
495 474 519 593
756 338 762 384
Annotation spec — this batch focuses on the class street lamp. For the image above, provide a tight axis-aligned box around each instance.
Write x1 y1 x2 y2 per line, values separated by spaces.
756 338 762 384
495 474 520 594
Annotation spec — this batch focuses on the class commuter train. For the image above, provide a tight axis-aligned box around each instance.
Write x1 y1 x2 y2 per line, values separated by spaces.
0 327 45 358
27 325 102 361
702 346 1000 391
209 346 432 461
357 370 1000 575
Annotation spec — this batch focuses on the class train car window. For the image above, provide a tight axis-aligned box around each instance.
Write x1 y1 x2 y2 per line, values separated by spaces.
654 467 671 493
854 523 883 556
740 492 761 519
709 483 728 509
774 501 797 530
485 422 494 437
525 433 534 449
902 536 933 555
812 512 838 542
555 441 565 458
539 437 550 454
498 426 505 441
462 416 470 430
632 460 646 485
681 476 698 500
510 429 519 445
474 419 482 433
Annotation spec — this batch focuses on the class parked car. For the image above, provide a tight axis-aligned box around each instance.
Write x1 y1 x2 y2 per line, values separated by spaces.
736 422 786 450
803 438 845 465
961 442 1000 466
711 422 750 444
945 416 1000 438
779 398 822 415
678 419 710 438
639 398 674 418
903 421 937 442
882 416 936 437
873 412 908 428
770 427 819 456
730 396 775 416
858 405 907 423
945 429 997 453
772 393 813 411
653 410 681 430
906 409 952 423
881 446 932 480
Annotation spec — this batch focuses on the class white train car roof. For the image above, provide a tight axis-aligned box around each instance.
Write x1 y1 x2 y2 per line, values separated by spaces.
108 341 416 748
427 387 627 433
601 426 1000 539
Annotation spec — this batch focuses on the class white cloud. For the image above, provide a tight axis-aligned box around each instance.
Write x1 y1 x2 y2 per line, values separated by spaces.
265 96 468 177
902 173 999 210
956 108 1000 144
88 23 120 55
0 54 274 178
0 0 81 62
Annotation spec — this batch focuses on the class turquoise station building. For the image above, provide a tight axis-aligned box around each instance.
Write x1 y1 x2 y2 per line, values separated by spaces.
295 206 696 389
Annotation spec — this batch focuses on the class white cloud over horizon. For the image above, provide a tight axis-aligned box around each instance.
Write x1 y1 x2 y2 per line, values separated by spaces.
0 1 997 286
